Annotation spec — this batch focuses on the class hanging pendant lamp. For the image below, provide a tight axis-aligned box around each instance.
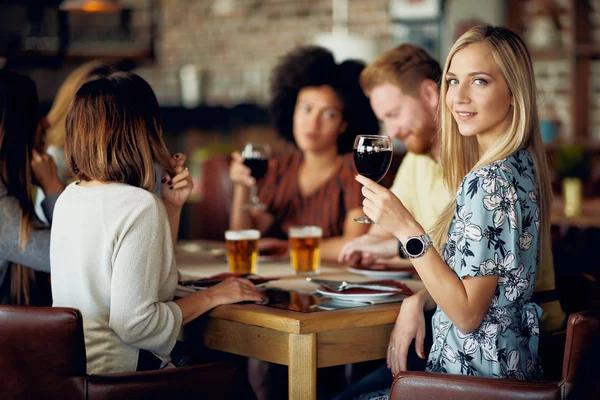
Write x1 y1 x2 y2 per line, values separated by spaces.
313 0 379 63
59 0 122 13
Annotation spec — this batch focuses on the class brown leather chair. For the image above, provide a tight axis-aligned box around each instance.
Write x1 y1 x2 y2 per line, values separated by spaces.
86 363 237 400
0 305 239 400
0 306 86 399
389 310 600 400
186 154 234 240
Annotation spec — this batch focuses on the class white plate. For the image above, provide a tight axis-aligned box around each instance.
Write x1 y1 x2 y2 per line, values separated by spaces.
347 266 412 279
315 299 369 310
315 287 396 302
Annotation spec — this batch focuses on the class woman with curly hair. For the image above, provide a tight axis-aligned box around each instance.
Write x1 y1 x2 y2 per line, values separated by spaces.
229 46 379 261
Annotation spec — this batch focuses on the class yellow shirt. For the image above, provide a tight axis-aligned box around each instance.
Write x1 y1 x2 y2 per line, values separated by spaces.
389 152 450 232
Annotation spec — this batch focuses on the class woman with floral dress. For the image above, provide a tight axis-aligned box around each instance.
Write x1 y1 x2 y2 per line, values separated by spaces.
353 25 552 398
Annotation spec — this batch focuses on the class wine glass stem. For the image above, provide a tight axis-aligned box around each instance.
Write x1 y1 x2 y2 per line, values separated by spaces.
249 185 259 204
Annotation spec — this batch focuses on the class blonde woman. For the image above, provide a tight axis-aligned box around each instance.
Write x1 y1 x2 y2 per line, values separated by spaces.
356 25 551 388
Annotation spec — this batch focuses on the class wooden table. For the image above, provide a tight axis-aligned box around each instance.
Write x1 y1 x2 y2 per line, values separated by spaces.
175 241 423 400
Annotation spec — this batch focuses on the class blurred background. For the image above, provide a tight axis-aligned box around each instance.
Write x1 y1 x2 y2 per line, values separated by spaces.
2 1 597 195
2 2 600 310
0 1 589 147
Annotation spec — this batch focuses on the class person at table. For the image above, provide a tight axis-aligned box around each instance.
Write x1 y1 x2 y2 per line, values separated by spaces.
229 45 379 262
34 61 115 223
354 25 553 399
338 43 450 266
333 43 451 400
0 70 64 304
50 72 265 374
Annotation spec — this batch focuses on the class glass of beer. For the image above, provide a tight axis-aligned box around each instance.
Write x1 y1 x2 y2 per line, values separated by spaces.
288 226 322 275
224 229 260 274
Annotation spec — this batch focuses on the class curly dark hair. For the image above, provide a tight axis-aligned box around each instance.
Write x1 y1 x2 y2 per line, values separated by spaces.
269 46 379 154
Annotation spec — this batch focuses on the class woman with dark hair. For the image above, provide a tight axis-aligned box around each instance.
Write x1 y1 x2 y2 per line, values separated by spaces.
51 72 264 374
229 46 379 261
0 70 64 304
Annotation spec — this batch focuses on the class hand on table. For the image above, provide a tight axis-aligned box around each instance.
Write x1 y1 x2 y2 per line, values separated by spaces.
205 277 266 306
338 233 399 265
258 238 288 257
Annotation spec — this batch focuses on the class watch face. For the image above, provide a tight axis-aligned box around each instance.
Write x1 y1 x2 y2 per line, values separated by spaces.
406 238 424 256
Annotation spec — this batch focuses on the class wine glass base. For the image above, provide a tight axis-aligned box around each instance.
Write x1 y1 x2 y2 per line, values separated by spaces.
354 216 375 224
243 203 267 211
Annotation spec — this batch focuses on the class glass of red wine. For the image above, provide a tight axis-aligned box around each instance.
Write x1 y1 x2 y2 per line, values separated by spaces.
242 142 271 210
353 135 393 223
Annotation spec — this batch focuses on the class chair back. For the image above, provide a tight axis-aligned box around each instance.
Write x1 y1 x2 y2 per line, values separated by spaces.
561 309 600 399
0 305 86 399
0 305 241 399
187 154 234 240
87 363 238 400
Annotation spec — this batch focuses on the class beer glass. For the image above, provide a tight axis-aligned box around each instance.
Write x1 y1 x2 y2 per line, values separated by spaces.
288 226 322 275
224 229 260 274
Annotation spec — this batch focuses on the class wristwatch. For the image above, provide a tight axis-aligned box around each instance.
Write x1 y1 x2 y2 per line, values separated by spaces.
398 233 434 259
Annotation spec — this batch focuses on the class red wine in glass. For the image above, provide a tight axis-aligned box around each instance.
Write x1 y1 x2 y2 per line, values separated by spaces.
353 135 393 223
353 150 393 182
242 143 271 210
243 158 269 181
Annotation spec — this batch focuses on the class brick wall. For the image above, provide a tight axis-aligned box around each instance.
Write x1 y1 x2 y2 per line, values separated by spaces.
133 0 392 106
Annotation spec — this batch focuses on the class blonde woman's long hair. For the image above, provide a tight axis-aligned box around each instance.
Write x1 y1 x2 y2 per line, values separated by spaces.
429 25 554 289
46 61 114 148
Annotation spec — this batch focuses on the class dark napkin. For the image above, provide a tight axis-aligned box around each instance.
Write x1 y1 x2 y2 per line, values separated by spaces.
317 279 414 295
179 273 280 288
351 263 417 274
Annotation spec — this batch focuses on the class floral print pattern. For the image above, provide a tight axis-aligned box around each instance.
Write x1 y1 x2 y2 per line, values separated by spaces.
426 149 544 380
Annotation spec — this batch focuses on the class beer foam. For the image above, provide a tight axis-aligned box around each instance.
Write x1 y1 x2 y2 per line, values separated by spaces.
288 226 323 238
225 229 260 240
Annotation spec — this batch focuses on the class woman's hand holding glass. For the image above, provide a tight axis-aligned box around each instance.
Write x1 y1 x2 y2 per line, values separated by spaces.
353 135 393 223
355 174 422 241
161 153 193 210
387 293 427 377
241 143 271 210
229 151 257 188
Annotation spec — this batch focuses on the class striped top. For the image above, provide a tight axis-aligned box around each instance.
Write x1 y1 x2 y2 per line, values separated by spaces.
258 151 363 239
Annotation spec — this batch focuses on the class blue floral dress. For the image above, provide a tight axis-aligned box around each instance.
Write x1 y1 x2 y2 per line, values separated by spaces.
426 149 544 380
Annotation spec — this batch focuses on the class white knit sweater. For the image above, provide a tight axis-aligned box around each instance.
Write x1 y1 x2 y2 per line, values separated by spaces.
51 182 182 374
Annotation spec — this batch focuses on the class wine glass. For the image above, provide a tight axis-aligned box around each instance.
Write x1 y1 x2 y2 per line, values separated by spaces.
242 142 271 210
353 135 393 223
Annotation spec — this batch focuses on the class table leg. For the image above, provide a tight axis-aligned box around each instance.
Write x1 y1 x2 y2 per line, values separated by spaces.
288 332 316 400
